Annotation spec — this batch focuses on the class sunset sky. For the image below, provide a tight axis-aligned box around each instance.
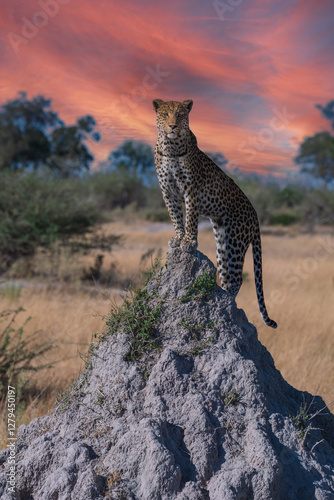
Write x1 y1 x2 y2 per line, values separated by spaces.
1 0 333 175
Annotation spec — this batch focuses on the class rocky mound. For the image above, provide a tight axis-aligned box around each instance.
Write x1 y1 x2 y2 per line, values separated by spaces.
1 247 334 500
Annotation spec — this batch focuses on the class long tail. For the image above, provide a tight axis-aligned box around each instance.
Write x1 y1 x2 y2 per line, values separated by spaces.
252 229 277 329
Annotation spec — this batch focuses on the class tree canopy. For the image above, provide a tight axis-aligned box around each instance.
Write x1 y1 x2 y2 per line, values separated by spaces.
295 100 334 188
108 140 154 180
205 151 228 170
316 100 334 130
0 92 100 177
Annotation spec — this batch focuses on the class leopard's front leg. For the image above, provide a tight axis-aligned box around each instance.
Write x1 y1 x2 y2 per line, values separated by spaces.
181 192 199 253
161 188 185 248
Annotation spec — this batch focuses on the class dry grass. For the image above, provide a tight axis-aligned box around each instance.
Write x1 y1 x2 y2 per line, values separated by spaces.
1 218 333 448
0 286 121 447
238 231 334 404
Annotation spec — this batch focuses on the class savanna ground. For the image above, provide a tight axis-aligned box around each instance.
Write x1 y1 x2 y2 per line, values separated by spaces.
1 215 333 447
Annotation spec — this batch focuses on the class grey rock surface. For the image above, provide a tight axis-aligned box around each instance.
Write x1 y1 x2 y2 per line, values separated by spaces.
1 247 334 499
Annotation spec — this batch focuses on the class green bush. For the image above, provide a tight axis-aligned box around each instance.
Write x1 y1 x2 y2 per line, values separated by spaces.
301 189 334 226
269 212 300 226
89 171 147 210
276 185 306 208
0 307 54 393
1 169 331 277
0 173 100 270
146 209 170 222
236 177 280 225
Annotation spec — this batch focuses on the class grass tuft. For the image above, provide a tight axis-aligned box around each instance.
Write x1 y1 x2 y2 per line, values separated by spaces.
222 389 239 407
1 283 23 300
101 260 164 361
180 268 217 303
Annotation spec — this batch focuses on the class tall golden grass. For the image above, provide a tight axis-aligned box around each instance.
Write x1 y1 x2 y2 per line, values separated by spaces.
0 219 333 447
0 287 121 447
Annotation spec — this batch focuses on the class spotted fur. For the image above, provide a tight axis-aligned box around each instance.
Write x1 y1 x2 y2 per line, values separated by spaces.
153 98 277 329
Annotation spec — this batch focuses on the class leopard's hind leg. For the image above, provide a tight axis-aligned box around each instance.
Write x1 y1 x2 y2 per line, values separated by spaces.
211 218 248 298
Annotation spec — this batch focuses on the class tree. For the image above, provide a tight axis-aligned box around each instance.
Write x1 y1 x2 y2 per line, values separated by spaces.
295 100 334 188
0 92 61 171
277 185 305 208
0 92 100 177
108 140 154 180
316 100 334 130
295 132 334 189
205 151 228 170
0 173 100 271
47 116 100 178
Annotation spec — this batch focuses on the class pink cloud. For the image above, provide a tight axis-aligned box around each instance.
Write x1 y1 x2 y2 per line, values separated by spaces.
0 0 333 174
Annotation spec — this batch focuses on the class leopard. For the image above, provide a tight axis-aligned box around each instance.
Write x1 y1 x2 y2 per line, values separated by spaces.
152 98 277 329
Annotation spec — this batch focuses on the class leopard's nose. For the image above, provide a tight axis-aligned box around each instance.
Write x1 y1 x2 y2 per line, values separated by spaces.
169 124 177 130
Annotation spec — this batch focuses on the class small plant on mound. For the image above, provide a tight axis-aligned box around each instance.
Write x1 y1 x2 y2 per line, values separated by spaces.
179 318 216 340
189 337 214 356
104 260 164 361
222 389 239 407
54 378 87 415
180 268 217 303
291 400 316 445
289 395 333 449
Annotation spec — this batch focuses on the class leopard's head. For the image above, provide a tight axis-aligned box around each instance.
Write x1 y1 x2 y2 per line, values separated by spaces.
152 99 193 140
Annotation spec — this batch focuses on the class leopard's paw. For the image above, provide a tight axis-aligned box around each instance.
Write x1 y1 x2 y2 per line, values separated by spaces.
168 235 184 248
180 236 198 253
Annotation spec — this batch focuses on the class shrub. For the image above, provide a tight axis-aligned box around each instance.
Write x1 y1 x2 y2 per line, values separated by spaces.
0 173 100 271
145 209 170 222
0 307 54 393
236 177 280 225
276 185 306 208
89 171 146 210
301 189 334 227
269 212 300 226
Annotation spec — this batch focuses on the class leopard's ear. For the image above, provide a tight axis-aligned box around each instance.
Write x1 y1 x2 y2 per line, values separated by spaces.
153 99 165 112
182 99 193 113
